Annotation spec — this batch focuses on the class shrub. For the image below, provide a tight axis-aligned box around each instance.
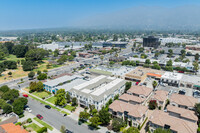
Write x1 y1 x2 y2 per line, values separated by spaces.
37 127 47 133
15 122 22 126
19 114 24 118
27 118 32 123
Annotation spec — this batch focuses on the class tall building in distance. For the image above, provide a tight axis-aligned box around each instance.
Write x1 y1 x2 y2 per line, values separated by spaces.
143 36 160 48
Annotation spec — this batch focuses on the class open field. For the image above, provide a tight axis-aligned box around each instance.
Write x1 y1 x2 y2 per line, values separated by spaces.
0 54 24 63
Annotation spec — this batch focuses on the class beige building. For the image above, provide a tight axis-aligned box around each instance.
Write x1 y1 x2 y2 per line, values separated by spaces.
125 66 164 82
151 90 168 108
167 105 198 123
149 110 198 133
170 93 198 110
119 93 145 105
109 100 148 127
127 85 153 99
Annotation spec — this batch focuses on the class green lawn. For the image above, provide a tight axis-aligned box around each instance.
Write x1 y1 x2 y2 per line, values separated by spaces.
33 117 53 131
64 105 75 111
0 54 24 63
46 96 56 104
32 91 50 99
29 95 61 112
61 110 70 115
26 123 41 131
89 69 112 75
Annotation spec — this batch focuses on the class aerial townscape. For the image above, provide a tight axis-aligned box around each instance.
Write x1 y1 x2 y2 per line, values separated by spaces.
0 0 200 133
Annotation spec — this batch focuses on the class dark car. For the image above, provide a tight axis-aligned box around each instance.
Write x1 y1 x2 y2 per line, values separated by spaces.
36 114 43 120
24 105 29 110
178 90 186 95
66 129 73 133
45 105 51 109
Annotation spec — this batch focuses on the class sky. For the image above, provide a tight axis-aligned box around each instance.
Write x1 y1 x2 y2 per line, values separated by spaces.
1 0 200 30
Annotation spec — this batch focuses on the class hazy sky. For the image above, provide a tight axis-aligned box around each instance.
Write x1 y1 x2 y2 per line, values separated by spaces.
1 0 200 30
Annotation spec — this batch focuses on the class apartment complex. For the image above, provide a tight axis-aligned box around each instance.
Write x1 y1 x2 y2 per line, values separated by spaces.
109 100 148 127
69 75 126 110
151 90 168 108
149 110 197 133
127 85 153 99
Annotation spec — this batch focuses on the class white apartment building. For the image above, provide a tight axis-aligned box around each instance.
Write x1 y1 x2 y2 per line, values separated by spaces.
69 75 126 110
160 72 183 87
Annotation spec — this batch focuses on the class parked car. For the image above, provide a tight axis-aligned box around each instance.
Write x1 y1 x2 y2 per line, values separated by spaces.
36 114 43 120
26 108 32 113
23 94 28 97
66 129 73 133
45 105 51 109
178 89 186 95
24 105 29 109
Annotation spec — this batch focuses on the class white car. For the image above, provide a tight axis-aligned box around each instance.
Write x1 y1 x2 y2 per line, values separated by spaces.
26 108 32 113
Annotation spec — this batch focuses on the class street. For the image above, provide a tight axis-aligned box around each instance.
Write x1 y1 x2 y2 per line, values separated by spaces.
27 97 99 133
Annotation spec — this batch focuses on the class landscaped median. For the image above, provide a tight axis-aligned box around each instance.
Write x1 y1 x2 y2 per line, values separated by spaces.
33 117 53 131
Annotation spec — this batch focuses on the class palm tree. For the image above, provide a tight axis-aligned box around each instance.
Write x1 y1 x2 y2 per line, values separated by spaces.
152 81 158 91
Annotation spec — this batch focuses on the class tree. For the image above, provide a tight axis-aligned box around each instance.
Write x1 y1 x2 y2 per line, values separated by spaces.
112 118 126 132
37 70 42 75
0 85 10 93
89 116 101 128
22 60 37 71
12 45 28 58
145 59 151 65
29 82 37 92
4 42 14 54
60 125 66 133
3 104 12 114
79 111 90 121
72 97 77 106
195 53 199 61
66 92 71 103
154 52 160 58
113 34 118 41
37 73 47 80
54 49 59 57
55 89 66 106
152 64 161 70
109 61 115 66
114 94 119 100
152 81 158 90
153 128 171 133
98 106 111 125
0 50 6 60
149 100 157 110
168 49 173 57
2 89 19 101
12 98 24 115
193 61 199 75
36 81 44 92
194 103 200 118
125 82 132 93
0 99 6 109
25 48 48 61
123 127 139 133
28 71 35 79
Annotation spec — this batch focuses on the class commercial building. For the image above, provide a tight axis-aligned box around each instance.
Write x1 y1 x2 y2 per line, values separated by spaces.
69 75 126 110
167 105 198 123
149 110 197 133
103 42 128 48
180 75 200 90
125 67 164 82
160 72 183 87
143 36 160 48
109 100 148 127
79 53 94 58
186 44 200 55
170 93 198 110
43 75 85 93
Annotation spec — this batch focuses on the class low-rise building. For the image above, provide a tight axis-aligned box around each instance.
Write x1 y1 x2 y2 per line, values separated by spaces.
167 105 198 123
119 93 145 105
160 72 183 87
151 90 168 108
180 75 200 90
43 75 85 93
127 85 153 99
79 53 94 58
0 123 28 133
109 100 148 127
125 67 164 82
69 75 126 110
149 110 197 133
170 93 198 110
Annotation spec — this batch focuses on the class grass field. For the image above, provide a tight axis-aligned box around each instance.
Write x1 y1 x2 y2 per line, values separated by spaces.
64 105 76 112
32 91 50 99
46 96 56 104
0 54 24 63
26 123 41 131
33 117 53 131
89 69 112 75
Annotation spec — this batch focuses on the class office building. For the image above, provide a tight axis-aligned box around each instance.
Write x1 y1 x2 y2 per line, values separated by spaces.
143 36 160 48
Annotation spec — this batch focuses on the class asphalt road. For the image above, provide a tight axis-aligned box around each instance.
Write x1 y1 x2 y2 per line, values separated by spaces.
27 97 99 133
